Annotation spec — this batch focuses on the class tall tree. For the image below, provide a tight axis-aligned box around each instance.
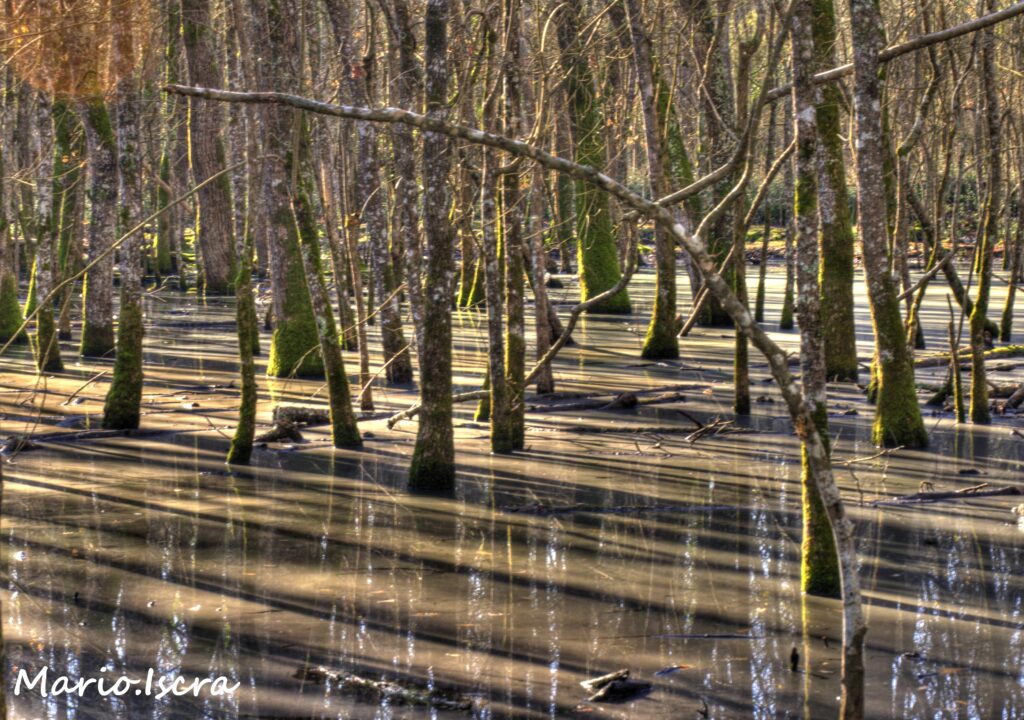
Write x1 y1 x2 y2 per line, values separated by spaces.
103 0 146 430
812 0 859 382
792 0 840 599
409 0 457 490
555 0 630 314
181 0 237 295
969 0 1001 424
625 0 678 359
848 0 929 450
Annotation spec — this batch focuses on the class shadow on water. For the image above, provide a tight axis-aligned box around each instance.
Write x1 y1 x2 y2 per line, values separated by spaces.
2 270 1024 718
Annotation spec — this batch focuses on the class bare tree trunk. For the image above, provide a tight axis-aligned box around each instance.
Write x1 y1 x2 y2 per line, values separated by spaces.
388 0 425 360
181 0 236 295
103 7 146 429
969 0 1001 424
527 164 555 394
848 0 928 450
31 91 62 372
625 0 678 360
502 0 526 449
792 0 840 600
326 0 412 385
409 0 456 491
78 98 118 357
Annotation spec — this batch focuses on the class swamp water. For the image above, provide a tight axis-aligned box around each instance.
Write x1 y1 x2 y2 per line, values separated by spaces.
2 270 1024 719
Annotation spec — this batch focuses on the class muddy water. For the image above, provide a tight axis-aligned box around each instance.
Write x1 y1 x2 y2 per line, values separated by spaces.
2 268 1024 719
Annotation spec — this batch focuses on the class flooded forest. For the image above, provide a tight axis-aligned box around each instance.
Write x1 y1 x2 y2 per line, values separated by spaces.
2 0 1024 717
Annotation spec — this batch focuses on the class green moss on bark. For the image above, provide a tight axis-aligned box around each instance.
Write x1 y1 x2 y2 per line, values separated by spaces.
266 206 324 379
811 0 858 382
801 406 840 597
23 258 37 318
101 297 144 429
0 274 26 345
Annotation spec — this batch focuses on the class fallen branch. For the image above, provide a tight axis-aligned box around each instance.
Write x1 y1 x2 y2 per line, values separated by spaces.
255 423 305 443
272 405 331 426
61 370 107 406
875 485 1021 505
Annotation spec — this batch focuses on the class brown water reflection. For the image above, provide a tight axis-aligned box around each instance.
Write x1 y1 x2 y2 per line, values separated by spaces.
2 271 1024 719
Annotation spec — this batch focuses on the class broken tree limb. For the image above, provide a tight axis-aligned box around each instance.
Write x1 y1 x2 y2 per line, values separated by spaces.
915 344 1024 367
272 405 331 426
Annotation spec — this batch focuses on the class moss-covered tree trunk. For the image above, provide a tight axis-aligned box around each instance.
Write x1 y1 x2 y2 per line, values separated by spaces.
849 0 928 451
181 0 236 295
77 98 117 357
556 0 629 314
103 8 146 430
226 241 258 463
792 2 840 598
294 178 361 448
251 0 323 380
410 0 457 491
625 0 678 359
969 6 1001 425
811 0 858 382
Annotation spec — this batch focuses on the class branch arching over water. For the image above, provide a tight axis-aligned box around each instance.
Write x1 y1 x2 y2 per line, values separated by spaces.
162 84 867 706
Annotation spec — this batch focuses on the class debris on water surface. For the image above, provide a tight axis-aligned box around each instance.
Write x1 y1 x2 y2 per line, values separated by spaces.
294 665 475 712
2 435 37 454
654 664 693 676
579 669 652 703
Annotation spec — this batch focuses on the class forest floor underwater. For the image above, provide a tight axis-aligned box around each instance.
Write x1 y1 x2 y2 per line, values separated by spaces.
1 263 1024 719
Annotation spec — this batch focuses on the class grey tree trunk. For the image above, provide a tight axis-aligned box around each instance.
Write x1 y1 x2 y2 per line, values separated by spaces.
78 98 118 357
848 0 929 450
409 0 457 491
181 0 236 295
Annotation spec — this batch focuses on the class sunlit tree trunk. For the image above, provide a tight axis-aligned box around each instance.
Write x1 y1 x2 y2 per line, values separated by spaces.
326 0 412 385
0 125 23 345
